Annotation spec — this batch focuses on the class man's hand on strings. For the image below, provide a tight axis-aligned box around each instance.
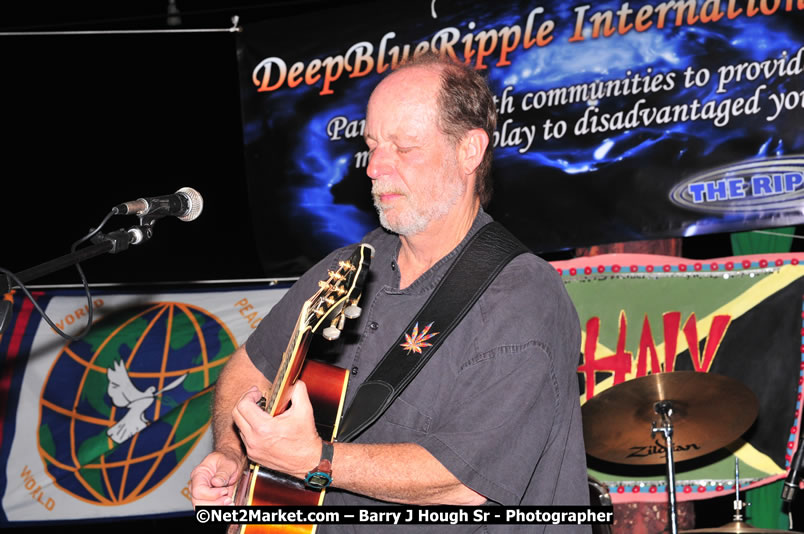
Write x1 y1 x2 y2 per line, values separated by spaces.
232 382 323 479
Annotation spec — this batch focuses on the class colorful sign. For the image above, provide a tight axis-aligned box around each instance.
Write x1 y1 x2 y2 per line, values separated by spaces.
236 0 804 276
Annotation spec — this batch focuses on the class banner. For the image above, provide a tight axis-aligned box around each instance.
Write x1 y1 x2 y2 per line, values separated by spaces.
1 254 802 522
554 253 804 503
0 284 289 524
236 0 804 276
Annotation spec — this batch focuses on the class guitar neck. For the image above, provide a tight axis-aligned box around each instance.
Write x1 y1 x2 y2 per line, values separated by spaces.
265 301 313 416
260 244 372 417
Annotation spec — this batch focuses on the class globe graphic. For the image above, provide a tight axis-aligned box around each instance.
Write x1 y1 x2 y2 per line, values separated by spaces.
37 301 235 505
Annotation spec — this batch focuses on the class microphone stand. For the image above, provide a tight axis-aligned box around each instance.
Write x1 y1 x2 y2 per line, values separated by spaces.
782 432 804 507
0 224 153 335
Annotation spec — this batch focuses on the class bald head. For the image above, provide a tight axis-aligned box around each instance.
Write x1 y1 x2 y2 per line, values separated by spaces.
368 65 443 135
371 55 497 207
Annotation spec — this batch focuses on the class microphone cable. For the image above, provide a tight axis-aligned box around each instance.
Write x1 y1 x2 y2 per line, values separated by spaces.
1 209 115 342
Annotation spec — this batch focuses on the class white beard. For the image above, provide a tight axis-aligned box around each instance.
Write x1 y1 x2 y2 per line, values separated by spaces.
372 161 466 236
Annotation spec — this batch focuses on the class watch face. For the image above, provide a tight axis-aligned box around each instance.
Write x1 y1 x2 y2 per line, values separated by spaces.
306 472 331 489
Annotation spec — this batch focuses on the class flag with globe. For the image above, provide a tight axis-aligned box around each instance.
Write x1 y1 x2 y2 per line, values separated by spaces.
39 302 234 504
0 286 289 523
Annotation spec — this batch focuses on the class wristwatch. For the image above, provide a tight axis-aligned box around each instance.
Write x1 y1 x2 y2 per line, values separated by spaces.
304 440 334 489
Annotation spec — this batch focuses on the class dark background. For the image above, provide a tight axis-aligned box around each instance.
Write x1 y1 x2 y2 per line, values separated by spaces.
0 1 802 532
0 0 371 287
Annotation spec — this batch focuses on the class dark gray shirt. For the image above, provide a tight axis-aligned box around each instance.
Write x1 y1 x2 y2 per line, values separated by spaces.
246 210 590 533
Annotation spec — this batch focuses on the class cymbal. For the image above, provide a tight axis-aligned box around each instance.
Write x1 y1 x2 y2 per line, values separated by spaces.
582 371 758 465
680 521 802 533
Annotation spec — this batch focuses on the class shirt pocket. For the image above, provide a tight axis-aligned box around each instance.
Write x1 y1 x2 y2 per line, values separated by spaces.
359 395 432 443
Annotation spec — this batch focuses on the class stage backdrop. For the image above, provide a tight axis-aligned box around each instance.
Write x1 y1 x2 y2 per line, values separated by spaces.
236 0 804 277
0 254 801 523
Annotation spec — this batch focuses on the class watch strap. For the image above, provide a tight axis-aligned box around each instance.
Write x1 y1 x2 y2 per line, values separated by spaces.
304 440 334 489
318 440 334 469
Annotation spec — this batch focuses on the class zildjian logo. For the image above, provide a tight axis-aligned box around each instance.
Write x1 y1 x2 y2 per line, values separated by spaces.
627 440 701 459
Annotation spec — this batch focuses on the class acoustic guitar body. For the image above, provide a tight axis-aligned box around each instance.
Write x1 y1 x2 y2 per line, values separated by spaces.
234 360 349 534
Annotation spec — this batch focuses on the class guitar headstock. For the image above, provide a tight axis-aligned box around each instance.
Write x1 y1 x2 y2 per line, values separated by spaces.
306 243 373 340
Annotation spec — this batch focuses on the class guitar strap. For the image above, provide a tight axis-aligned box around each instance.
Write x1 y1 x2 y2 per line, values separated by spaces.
337 221 529 443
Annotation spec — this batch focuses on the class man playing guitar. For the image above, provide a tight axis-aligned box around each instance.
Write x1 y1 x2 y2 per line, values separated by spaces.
191 52 589 533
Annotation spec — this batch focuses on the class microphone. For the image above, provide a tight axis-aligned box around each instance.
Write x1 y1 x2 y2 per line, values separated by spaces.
113 187 203 222
782 433 804 503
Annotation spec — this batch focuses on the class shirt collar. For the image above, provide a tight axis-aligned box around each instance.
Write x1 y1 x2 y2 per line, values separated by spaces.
386 208 494 294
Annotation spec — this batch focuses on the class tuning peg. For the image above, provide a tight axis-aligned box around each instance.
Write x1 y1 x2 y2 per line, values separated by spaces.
322 325 341 340
344 297 362 319
328 270 345 281
344 304 362 319
323 312 346 340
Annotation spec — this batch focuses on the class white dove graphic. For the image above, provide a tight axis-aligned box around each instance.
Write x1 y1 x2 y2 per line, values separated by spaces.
106 360 188 444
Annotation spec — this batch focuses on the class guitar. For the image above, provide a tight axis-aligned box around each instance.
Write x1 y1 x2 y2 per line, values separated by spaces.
230 243 373 534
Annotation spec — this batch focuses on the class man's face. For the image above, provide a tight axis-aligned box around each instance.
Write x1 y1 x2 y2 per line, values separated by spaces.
364 67 465 236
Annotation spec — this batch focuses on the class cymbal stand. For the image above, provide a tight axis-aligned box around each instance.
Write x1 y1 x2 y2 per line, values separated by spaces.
731 457 748 524
652 400 679 534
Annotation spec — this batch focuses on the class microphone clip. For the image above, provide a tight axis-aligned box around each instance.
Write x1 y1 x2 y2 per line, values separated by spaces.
90 225 153 253
136 212 162 229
